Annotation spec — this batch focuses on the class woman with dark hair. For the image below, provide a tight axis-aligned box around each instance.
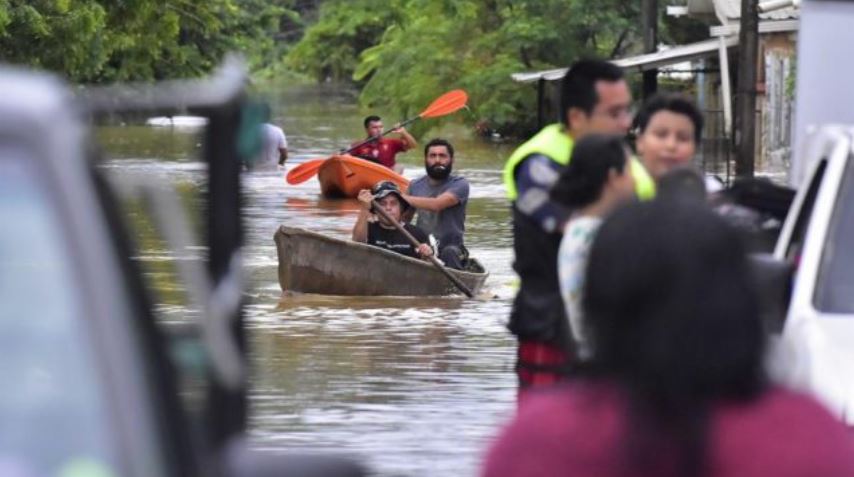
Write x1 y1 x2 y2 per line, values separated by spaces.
482 200 854 477
551 134 636 358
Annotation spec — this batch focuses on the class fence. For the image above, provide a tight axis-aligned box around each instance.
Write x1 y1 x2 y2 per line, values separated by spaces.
698 109 733 185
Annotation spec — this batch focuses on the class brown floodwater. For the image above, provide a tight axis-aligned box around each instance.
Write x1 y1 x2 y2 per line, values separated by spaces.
95 80 785 476
96 83 520 476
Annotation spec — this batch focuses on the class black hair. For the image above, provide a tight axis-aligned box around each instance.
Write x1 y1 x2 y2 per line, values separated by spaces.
364 115 381 129
550 134 629 208
423 137 455 158
635 93 704 143
583 199 766 476
560 59 625 127
656 166 707 204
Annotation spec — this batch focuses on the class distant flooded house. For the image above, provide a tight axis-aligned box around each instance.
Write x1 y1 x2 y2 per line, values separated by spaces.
510 0 799 182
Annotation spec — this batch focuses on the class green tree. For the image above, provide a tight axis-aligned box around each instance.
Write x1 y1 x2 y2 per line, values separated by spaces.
96 1 183 81
229 0 300 70
0 0 303 82
344 0 643 136
100 0 269 81
0 0 109 81
286 0 405 82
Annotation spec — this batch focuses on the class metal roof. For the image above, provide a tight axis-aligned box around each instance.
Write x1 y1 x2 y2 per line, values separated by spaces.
511 36 739 84
715 0 800 22
709 18 799 36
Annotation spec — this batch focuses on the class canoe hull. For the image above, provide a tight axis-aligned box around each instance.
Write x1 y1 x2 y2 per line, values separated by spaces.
317 154 409 198
274 226 488 296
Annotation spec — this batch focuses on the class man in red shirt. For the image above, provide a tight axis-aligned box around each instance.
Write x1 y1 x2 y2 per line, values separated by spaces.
350 115 416 173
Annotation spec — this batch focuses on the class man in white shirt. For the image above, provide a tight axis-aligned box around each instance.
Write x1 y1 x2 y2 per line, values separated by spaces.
246 102 288 171
263 122 288 167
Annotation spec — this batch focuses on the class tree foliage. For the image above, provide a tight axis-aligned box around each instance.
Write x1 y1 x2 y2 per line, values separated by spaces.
286 0 404 82
0 0 304 83
0 0 109 80
288 0 645 136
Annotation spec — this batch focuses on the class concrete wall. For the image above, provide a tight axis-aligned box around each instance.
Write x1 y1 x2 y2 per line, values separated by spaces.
758 31 797 173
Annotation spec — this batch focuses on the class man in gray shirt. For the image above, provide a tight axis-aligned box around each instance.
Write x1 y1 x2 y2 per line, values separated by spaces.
402 138 470 269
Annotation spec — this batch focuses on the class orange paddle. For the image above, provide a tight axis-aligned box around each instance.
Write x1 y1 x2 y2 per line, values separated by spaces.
285 158 327 185
286 89 468 185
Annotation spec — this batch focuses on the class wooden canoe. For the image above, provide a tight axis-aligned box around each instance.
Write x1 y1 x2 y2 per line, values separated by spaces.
317 154 409 198
274 226 488 296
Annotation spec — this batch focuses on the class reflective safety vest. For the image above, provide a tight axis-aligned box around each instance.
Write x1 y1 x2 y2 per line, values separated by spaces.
502 123 656 201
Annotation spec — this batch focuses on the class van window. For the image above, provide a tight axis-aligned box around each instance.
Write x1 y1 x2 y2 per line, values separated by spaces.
815 153 854 313
0 147 118 476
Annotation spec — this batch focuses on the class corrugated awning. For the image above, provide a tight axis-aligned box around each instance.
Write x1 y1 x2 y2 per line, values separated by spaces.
510 36 739 83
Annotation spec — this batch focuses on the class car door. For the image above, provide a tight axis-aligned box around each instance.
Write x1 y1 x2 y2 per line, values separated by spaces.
769 126 854 424
0 68 196 477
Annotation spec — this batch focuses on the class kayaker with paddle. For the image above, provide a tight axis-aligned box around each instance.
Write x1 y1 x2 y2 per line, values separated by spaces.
352 181 434 260
349 115 417 174
503 59 655 399
286 90 467 188
400 138 470 270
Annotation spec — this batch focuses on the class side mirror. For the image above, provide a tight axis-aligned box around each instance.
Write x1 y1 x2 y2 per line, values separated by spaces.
223 438 368 477
748 253 793 334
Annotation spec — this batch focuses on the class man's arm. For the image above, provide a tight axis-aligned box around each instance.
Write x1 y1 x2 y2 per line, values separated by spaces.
277 128 288 165
402 178 468 213
352 189 374 242
401 184 416 223
393 125 417 151
514 154 570 233
401 191 459 212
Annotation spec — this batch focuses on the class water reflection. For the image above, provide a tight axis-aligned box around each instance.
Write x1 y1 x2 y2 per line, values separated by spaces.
97 83 519 476
249 297 515 476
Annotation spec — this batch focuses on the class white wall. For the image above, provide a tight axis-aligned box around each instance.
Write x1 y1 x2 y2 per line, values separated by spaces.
791 0 854 186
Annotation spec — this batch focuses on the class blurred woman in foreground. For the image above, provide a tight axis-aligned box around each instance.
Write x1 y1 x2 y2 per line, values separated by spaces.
482 200 854 477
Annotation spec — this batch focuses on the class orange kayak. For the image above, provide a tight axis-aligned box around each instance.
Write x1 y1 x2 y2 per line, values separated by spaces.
317 154 409 198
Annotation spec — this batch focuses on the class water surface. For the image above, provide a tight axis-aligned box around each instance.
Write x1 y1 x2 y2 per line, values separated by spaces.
97 83 520 477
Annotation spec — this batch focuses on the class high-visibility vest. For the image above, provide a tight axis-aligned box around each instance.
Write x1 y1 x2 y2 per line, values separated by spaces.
502 123 656 201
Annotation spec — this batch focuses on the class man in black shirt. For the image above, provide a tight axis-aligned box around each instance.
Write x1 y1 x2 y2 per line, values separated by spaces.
352 181 434 260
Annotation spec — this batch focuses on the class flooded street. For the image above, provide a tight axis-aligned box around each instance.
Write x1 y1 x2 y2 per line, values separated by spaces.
97 84 520 476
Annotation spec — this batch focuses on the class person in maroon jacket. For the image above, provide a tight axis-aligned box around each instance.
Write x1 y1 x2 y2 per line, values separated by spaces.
482 199 854 477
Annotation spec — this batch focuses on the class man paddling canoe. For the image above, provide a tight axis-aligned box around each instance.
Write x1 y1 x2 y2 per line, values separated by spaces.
352 181 434 260
350 115 416 174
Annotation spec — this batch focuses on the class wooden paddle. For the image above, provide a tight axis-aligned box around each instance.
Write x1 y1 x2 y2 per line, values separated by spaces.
370 199 474 298
286 89 468 185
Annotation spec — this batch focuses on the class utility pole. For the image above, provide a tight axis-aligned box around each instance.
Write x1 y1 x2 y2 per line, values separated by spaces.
735 0 759 177
642 0 658 98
